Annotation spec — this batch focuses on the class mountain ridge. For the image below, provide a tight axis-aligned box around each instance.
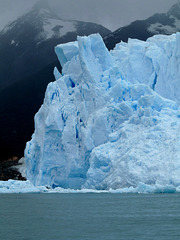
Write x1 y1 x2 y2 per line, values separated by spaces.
104 2 180 49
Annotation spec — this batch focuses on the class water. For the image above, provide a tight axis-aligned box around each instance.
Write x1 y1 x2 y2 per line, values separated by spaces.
0 193 180 240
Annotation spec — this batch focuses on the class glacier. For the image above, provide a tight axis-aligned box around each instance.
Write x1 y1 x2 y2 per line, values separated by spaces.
22 32 180 192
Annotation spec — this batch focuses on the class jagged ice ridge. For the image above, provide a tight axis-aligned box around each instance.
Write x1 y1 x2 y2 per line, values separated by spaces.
24 33 180 191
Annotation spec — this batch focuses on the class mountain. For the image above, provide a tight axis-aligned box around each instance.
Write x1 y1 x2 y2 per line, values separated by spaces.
104 2 180 50
0 1 111 161
0 1 110 90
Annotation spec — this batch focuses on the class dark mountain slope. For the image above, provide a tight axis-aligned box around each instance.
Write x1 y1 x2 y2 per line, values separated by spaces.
104 2 180 49
0 1 111 161
0 2 110 90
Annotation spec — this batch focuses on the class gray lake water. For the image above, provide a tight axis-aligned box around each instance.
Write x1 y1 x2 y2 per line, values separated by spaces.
0 193 180 240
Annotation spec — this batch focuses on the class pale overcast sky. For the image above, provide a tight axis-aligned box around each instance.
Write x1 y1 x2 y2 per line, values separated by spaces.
0 0 178 31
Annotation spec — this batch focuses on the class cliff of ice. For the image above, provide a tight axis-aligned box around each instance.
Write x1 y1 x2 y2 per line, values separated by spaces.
25 33 180 190
112 34 180 105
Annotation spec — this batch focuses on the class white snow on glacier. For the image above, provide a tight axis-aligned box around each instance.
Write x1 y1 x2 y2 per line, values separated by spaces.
17 33 180 192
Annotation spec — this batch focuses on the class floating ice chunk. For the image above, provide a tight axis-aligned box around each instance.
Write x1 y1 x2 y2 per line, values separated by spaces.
0 180 48 193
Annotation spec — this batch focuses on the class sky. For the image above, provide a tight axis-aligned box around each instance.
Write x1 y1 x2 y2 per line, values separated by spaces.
0 0 178 31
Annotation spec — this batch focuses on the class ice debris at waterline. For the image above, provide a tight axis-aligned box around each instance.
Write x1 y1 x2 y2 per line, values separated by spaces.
25 33 180 191
0 180 179 194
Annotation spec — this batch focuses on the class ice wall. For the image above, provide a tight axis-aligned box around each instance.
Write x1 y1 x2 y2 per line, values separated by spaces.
25 33 180 190
112 33 180 104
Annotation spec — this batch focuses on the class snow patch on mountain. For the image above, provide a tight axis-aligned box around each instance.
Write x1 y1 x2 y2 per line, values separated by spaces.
43 18 75 39
172 17 180 27
148 15 180 35
148 23 176 34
